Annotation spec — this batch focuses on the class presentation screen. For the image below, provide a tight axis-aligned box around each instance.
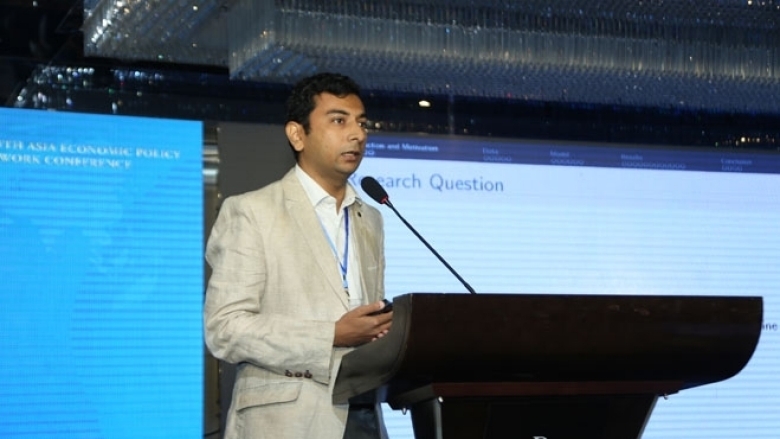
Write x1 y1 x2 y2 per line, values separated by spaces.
0 108 204 438
353 133 780 439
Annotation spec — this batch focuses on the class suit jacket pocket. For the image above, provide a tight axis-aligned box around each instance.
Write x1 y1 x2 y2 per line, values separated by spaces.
234 381 303 411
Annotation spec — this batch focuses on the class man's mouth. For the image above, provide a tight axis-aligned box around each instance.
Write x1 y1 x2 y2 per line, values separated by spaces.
342 151 362 158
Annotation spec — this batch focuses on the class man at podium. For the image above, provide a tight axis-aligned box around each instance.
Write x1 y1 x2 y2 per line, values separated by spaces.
203 72 393 439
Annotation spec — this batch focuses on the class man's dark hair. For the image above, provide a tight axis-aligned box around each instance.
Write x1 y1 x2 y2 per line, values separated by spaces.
285 72 362 159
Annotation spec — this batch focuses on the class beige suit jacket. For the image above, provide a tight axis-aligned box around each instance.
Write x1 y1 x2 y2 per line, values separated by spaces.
204 169 385 439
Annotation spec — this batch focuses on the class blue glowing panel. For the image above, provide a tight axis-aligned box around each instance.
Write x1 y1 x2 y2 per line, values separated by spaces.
0 108 203 439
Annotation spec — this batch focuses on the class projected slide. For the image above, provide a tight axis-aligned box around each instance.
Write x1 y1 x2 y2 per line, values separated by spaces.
0 108 203 438
353 134 780 439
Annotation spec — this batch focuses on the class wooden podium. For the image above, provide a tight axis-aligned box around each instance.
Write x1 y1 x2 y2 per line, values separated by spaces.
333 293 762 439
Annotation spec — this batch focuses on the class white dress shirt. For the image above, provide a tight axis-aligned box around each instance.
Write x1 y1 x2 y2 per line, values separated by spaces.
295 165 365 310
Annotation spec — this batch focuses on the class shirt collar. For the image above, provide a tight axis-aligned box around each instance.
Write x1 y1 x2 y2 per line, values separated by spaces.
295 164 357 210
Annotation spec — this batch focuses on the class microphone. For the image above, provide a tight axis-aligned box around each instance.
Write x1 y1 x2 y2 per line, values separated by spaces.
360 176 477 295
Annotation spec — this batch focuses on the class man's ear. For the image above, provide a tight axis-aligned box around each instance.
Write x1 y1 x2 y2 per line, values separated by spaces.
285 121 305 153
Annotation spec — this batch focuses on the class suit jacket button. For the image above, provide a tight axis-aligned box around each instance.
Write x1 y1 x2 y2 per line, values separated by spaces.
284 370 293 377
304 370 313 379
294 372 303 377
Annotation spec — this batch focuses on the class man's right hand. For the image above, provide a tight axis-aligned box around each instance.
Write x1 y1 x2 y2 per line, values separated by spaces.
334 300 393 347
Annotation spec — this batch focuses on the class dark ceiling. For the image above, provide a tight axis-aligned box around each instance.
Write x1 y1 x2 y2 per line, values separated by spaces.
2 1 780 150
0 1 83 105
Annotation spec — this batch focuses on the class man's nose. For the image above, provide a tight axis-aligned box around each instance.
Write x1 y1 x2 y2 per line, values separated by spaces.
349 120 367 143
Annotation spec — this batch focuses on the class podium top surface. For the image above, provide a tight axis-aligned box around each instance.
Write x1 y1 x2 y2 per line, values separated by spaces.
333 293 762 404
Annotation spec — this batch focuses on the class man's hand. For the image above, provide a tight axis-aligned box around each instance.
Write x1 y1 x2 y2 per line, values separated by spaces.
334 300 393 347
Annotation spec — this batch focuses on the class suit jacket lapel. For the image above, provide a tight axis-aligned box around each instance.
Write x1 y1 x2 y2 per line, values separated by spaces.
350 199 380 304
281 170 350 310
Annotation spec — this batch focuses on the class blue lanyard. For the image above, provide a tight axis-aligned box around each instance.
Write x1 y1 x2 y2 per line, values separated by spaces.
320 207 349 293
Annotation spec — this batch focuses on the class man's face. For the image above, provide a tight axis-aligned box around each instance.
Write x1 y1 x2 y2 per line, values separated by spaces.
288 92 368 186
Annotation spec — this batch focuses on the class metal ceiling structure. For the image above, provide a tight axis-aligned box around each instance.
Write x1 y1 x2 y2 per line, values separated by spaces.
3 1 780 149
79 0 780 113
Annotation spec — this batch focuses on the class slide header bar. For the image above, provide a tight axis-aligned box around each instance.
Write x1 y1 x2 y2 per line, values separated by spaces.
365 134 780 175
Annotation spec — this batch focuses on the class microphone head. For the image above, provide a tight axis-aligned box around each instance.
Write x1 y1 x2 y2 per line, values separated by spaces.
360 176 389 204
